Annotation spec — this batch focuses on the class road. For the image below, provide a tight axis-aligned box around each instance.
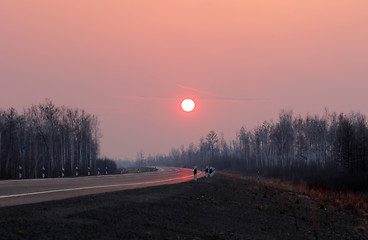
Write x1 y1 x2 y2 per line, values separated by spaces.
0 167 202 207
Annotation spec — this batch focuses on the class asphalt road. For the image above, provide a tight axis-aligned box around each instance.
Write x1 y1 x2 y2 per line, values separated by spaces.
0 167 202 207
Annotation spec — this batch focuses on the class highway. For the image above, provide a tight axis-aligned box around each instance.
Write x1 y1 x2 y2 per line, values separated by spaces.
0 167 202 207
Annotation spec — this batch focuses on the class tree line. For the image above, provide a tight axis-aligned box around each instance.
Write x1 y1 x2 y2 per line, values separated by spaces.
0 100 102 179
144 110 368 174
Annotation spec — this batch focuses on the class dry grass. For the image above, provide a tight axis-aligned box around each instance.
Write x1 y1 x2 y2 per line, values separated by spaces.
225 173 368 220
272 179 367 219
312 204 319 240
355 225 367 233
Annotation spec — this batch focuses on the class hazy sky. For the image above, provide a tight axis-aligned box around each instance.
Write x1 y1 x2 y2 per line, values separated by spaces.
1 1 367 160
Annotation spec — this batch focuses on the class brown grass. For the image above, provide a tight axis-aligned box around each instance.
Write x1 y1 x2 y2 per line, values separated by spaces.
268 178 366 218
355 225 367 233
312 205 319 240
224 173 368 220
232 176 238 188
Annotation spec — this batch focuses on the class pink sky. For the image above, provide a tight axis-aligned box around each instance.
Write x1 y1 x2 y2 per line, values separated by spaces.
1 1 367 160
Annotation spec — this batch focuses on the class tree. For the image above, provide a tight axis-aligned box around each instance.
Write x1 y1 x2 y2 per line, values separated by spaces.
0 100 101 179
206 130 219 165
239 127 250 169
270 110 294 168
253 121 272 168
136 109 368 175
334 114 354 173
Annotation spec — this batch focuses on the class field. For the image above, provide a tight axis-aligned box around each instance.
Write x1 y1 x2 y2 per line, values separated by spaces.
0 173 367 240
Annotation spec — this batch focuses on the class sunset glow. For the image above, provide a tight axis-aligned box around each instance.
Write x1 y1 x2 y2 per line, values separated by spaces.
0 2 367 237
0 1 367 160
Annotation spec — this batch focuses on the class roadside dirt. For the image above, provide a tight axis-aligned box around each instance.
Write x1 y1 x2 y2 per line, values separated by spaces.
0 173 367 239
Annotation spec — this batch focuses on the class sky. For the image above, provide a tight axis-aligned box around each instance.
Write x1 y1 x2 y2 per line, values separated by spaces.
1 1 367 160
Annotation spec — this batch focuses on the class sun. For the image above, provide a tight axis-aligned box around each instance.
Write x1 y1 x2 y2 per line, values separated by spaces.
181 99 195 112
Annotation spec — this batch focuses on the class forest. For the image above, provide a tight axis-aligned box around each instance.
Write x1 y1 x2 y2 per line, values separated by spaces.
2 101 367 188
144 110 368 190
0 100 102 179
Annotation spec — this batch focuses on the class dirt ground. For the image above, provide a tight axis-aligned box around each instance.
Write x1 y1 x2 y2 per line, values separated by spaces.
0 173 367 240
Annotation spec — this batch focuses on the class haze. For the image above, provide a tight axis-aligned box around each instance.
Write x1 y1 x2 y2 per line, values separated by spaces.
1 1 367 160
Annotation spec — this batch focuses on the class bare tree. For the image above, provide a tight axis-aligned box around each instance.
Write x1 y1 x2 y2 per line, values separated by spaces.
270 110 294 168
239 127 250 168
206 130 219 165
0 100 101 179
143 109 368 176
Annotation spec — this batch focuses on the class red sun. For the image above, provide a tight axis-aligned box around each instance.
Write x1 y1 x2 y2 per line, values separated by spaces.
181 99 195 112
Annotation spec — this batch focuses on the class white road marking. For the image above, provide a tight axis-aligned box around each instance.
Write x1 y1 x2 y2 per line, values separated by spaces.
0 174 195 199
